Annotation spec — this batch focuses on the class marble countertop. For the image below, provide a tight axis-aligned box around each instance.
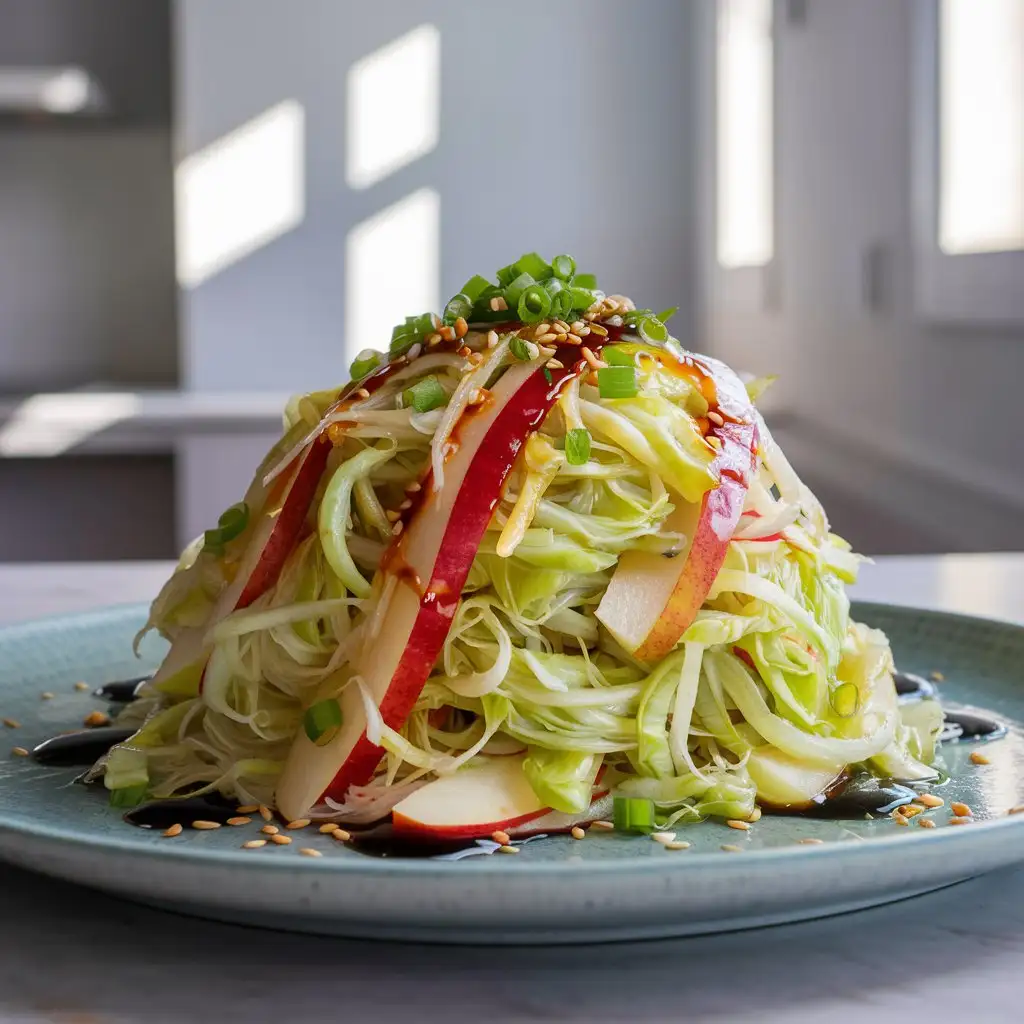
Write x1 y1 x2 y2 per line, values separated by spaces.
1 554 1023 1023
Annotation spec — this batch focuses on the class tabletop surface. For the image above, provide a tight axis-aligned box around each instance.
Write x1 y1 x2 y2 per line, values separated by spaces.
1 554 1023 1023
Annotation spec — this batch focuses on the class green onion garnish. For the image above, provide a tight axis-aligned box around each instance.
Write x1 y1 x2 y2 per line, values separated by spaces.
204 501 250 554
461 274 493 302
403 375 447 413
830 681 860 719
390 312 436 358
572 272 597 289
108 783 149 808
656 306 679 323
512 252 552 280
509 337 534 361
564 428 591 465
349 349 382 380
496 262 519 287
517 284 552 323
304 698 343 746
443 293 473 324
551 254 576 281
613 796 656 833
597 365 638 399
549 285 574 320
568 285 598 311
503 271 536 309
637 316 669 343
543 366 553 384
602 345 635 367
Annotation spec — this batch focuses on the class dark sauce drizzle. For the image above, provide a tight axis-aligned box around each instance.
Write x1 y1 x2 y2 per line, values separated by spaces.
123 794 238 829
31 727 136 766
893 671 938 702
94 676 151 702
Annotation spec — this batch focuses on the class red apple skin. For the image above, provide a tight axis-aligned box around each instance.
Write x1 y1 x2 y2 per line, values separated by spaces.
633 418 758 663
320 351 596 803
392 805 551 842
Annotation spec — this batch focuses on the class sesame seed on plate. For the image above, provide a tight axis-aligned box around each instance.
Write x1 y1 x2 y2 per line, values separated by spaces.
319 823 341 834
589 820 615 831
798 838 824 845
299 848 323 858
74 681 90 692
748 807 763 822
950 802 973 817
571 826 586 840
286 818 311 830
919 818 937 828
531 323 551 339
651 832 676 845
664 841 691 851
970 751 991 765
588 323 608 337
918 793 944 808
191 820 221 831
270 834 292 845
226 816 251 827
721 844 743 853
546 358 564 369
83 711 110 728
726 819 751 831
892 811 910 826
40 692 54 701
163 824 183 837
898 804 925 818
243 840 267 849
491 830 511 846
1010 805 1024 816
261 824 279 835
258 804 273 821
11 746 29 757
496 844 519 854
331 828 351 842
2 718 20 729
948 816 973 826
930 671 945 681
236 804 259 814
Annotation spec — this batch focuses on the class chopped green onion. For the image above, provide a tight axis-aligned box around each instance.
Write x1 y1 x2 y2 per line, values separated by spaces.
496 262 519 287
509 337 534 361
390 312 435 358
304 698 343 746
568 286 598 311
613 796 655 833
403 375 447 413
503 271 536 308
598 365 638 399
637 316 669 343
551 254 576 281
656 306 679 323
830 681 860 719
512 252 552 280
572 272 597 289
349 349 383 380
602 345 635 367
108 783 149 808
443 293 473 324
204 501 250 554
543 366 553 384
461 275 493 302
564 428 591 465
517 284 552 323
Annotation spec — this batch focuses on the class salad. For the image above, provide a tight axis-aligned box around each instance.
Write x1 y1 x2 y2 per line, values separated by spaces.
97 253 942 839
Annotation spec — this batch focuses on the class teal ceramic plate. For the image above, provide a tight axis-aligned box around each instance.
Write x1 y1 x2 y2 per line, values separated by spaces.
0 602 1022 945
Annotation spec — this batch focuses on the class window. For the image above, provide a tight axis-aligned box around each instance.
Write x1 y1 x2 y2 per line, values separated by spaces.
913 0 1024 323
716 0 774 269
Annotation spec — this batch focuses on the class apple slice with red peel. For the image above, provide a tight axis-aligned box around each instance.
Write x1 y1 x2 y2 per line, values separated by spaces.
276 348 595 821
148 439 330 693
392 756 550 841
504 793 614 838
596 356 759 663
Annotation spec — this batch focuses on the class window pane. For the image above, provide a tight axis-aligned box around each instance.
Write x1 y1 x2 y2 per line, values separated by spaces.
716 0 774 269
940 0 1024 255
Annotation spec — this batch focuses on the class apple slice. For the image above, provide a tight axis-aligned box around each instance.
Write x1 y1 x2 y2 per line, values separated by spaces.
148 438 330 693
392 756 550 840
596 356 758 663
276 348 595 820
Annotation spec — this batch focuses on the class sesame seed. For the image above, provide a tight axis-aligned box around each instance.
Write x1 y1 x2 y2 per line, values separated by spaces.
392 520 404 536
270 834 292 845
892 811 910 826
286 818 311 830
919 818 937 828
11 746 29 757
496 844 519 854
40 692 54 701
2 718 20 729
243 840 267 849
83 710 110 728
575 325 591 337
319 823 341 834
457 345 472 358
727 819 751 831
299 847 323 858
468 351 484 365
571 826 586 840
707 436 722 450
258 804 273 821
261 824 279 835
570 321 586 332
486 330 499 349
721 844 742 853
554 333 570 344
581 347 603 371
588 323 608 337
426 333 443 348
748 807 763 822
408 343 423 359
917 793 944 808
553 320 570 334
970 751 991 765
489 296 508 312
405 480 422 493
898 804 925 818
651 832 677 846
163 823 183 837
236 804 260 814
191 820 222 831
930 670 945 681
454 317 468 338
355 387 371 399
546 358 564 369
439 325 456 342
948 816 972 826
331 828 351 842
798 838 824 845
707 410 725 427
536 332 558 344
589 820 615 831
664 841 691 850
385 509 401 523
226 816 251 827
1009 805 1024 816
491 830 511 846
950 802 972 817
74 681 90 692
531 323 551 338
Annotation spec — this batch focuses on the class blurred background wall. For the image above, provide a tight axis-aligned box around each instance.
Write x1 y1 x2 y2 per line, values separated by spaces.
0 0 1020 560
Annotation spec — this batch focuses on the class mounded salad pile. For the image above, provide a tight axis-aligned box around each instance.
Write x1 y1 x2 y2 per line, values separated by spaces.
98 253 942 838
